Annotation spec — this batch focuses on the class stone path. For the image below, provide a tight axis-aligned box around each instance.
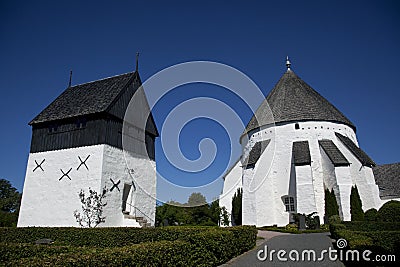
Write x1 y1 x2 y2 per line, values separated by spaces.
221 231 344 267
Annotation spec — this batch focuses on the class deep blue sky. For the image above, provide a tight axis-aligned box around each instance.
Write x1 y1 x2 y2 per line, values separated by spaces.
1 1 399 202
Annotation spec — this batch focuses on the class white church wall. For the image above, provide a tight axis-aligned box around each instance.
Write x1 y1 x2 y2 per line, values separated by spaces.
18 145 105 227
219 160 242 226
242 167 257 226
334 138 382 211
18 144 156 228
320 148 336 191
102 145 157 227
334 167 352 221
254 139 278 226
238 120 379 227
295 165 317 215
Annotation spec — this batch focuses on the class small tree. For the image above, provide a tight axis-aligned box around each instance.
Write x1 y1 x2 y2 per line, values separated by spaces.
0 179 21 227
73 186 107 228
187 192 207 206
350 186 364 221
232 188 242 225
220 206 230 226
325 188 339 220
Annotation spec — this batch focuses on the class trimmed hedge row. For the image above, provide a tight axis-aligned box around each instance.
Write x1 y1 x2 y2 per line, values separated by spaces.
1 226 257 266
330 223 400 255
9 240 194 267
0 226 208 247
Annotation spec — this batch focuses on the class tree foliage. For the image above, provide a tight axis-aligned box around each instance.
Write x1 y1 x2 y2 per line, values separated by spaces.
155 193 220 226
377 200 400 222
73 187 107 228
364 208 378 221
187 192 207 206
325 188 339 220
0 179 21 227
350 185 364 221
232 188 242 225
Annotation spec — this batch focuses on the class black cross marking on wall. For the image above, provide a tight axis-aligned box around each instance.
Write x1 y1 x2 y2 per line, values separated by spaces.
33 159 45 172
110 178 121 192
77 155 90 171
59 168 72 181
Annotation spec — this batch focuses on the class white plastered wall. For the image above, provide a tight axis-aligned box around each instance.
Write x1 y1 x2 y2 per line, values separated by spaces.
18 144 156 227
219 160 242 226
238 121 382 227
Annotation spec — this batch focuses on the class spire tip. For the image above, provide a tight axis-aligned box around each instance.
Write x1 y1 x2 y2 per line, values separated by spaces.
286 56 291 71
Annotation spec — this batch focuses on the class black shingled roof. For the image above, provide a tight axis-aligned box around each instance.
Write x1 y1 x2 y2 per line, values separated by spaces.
245 70 355 134
29 71 158 136
319 140 350 167
373 163 400 199
30 72 135 124
243 139 270 167
335 132 375 167
292 141 311 166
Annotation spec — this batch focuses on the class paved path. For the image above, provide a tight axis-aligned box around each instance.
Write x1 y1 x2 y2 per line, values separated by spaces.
221 231 344 267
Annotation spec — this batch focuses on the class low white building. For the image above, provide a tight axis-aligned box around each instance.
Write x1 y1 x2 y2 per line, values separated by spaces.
220 58 400 227
18 64 158 227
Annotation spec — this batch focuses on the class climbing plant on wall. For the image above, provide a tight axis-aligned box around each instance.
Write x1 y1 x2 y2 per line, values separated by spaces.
73 186 108 228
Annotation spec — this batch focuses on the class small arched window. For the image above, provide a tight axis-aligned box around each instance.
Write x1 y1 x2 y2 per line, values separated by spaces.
295 123 300 130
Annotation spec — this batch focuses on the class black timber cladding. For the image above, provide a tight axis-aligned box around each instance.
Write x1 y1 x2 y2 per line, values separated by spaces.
243 139 270 167
335 132 375 167
245 70 355 134
292 141 311 166
319 140 350 167
373 163 400 199
28 71 158 158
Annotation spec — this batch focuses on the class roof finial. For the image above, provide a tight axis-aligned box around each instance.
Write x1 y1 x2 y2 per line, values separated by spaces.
286 56 291 71
135 52 139 72
68 70 72 87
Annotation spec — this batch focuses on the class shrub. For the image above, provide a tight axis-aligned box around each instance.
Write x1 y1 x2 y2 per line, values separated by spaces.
328 215 341 224
377 200 400 222
364 208 378 221
350 186 364 221
330 222 400 256
0 226 257 266
231 188 242 225
10 240 193 267
320 224 329 231
285 223 297 231
325 188 339 218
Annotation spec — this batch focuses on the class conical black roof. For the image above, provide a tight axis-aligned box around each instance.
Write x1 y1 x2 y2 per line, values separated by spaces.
245 70 355 133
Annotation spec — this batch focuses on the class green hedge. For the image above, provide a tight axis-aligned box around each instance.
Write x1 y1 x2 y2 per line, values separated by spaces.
0 226 257 266
377 200 400 222
8 241 193 267
341 221 400 231
0 226 207 247
330 223 400 255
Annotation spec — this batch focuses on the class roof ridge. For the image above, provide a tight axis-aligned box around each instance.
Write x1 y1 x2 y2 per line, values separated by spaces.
69 71 134 88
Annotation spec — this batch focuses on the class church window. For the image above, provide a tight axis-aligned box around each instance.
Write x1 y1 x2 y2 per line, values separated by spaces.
295 123 300 130
283 196 295 212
